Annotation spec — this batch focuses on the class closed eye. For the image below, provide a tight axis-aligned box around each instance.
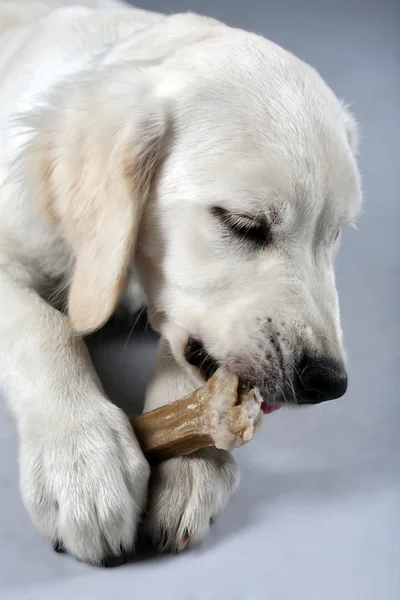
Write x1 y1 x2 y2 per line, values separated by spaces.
211 206 272 249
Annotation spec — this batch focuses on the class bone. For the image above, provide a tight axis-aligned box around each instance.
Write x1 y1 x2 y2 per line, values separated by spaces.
130 369 262 461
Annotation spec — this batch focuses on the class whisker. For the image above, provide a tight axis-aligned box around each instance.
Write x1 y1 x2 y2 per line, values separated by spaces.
313 332 342 354
118 305 148 360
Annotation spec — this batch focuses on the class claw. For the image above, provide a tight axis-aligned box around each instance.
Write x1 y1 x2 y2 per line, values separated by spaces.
53 540 65 554
155 528 170 553
101 552 128 568
178 529 191 552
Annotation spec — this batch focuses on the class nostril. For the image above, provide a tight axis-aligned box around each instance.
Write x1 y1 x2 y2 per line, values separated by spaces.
296 358 348 404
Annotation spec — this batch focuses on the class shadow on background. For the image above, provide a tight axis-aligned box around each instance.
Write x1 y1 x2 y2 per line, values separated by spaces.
86 311 159 417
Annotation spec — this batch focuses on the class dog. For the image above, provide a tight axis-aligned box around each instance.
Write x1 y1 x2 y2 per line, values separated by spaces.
0 0 362 566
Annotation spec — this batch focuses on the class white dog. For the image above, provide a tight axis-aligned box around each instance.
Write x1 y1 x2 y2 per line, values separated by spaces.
0 0 361 566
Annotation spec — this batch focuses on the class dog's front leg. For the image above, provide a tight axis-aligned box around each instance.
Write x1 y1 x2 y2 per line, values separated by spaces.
0 267 149 565
143 338 240 552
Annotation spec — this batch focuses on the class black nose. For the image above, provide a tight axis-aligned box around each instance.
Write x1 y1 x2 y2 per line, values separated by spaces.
296 358 348 404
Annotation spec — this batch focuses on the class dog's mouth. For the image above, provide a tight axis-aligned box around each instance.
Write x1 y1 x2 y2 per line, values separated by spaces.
184 337 220 380
184 337 280 414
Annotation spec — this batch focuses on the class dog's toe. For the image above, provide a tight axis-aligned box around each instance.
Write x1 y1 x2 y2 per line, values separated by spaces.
145 448 239 553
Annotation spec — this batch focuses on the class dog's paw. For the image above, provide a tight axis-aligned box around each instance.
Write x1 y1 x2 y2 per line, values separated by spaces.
19 400 150 565
145 448 239 552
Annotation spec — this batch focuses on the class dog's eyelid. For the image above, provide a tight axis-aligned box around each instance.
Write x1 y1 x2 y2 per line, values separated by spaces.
211 206 272 248
211 206 265 227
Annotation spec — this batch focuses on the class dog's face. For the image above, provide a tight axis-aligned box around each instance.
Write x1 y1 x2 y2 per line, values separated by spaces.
135 33 362 408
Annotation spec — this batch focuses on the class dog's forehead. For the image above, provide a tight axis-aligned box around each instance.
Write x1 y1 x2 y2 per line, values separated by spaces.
170 114 359 226
171 30 341 130
162 32 361 224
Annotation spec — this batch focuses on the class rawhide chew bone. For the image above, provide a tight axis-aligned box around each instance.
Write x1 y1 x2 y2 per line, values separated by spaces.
130 368 262 461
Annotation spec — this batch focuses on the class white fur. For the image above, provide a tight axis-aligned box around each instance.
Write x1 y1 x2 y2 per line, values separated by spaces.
0 0 361 562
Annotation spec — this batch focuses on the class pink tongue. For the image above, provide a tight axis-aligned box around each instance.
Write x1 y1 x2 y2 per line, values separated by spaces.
261 402 280 415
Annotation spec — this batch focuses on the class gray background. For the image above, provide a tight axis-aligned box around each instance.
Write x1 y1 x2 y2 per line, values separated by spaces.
1 0 399 598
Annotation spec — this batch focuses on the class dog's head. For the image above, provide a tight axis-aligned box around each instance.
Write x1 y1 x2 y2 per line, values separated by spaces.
27 16 361 408
135 25 362 408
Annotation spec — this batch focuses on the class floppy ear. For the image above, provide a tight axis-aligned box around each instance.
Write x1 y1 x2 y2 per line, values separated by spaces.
23 69 167 334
